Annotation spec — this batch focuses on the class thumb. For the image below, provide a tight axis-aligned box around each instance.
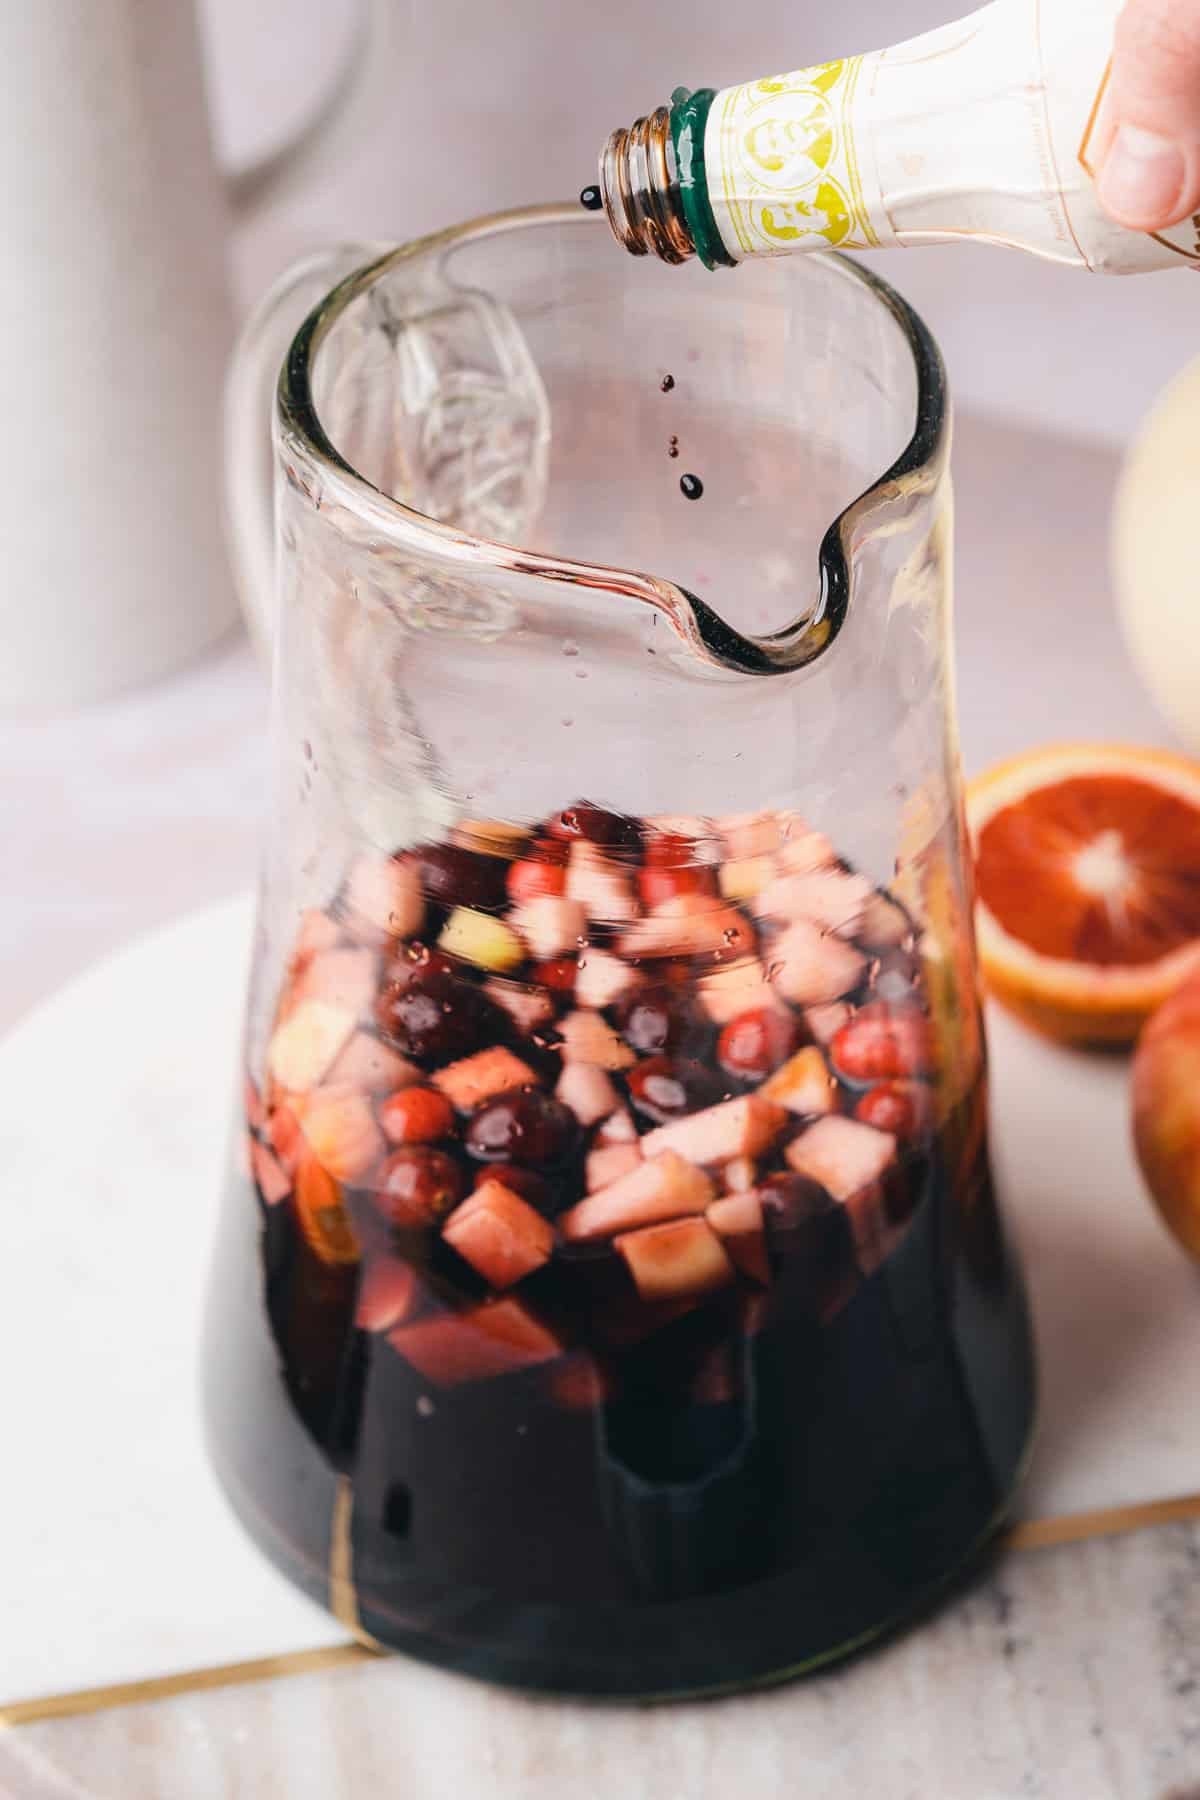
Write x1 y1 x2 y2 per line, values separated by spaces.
1097 0 1200 231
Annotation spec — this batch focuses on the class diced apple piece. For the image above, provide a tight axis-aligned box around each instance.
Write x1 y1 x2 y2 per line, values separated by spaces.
484 977 556 1035
722 1155 757 1194
804 1001 852 1045
574 947 641 1011
292 1157 361 1266
327 1032 421 1095
433 1045 537 1112
755 867 872 938
438 907 524 974
556 1062 619 1127
443 1180 555 1289
388 1297 564 1385
784 1114 897 1200
560 1150 714 1241
292 946 380 1018
615 1217 734 1302
719 854 778 902
512 894 587 960
342 853 424 944
267 1000 357 1093
452 818 530 858
641 1094 788 1168
770 918 865 1005
250 1140 291 1206
860 889 913 949
762 1046 838 1117
707 1191 770 1284
619 894 754 961
717 810 781 860
777 829 836 874
559 1009 636 1071
646 815 719 863
596 1105 637 1145
295 1087 384 1183
586 1141 643 1191
697 956 788 1024
565 842 638 923
356 1256 421 1332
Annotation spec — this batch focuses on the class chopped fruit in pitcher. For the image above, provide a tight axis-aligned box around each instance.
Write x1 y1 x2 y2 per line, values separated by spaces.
443 1179 555 1289
784 1115 897 1201
295 1087 384 1183
464 1088 578 1167
615 1216 734 1302
433 1046 537 1113
512 895 588 960
439 908 525 973
575 948 641 1011
244 797 981 1516
389 1297 565 1385
641 1095 788 1168
341 854 425 945
371 1147 467 1228
717 1007 799 1079
379 1085 456 1146
854 1080 933 1141
356 1255 421 1332
769 919 866 1005
830 1003 934 1084
706 1191 770 1284
560 1150 714 1241
626 1056 724 1126
559 1009 636 1071
327 1031 421 1095
586 1141 643 1190
761 1047 838 1117
251 1139 291 1206
556 1062 619 1128
267 1001 357 1092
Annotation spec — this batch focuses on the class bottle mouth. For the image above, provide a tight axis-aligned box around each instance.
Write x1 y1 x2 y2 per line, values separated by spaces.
598 107 693 264
276 203 948 679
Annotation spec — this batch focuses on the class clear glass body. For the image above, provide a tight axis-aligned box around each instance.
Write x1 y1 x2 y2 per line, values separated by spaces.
206 205 1035 1698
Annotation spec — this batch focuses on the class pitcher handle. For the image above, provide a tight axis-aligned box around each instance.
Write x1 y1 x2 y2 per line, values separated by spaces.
223 244 382 654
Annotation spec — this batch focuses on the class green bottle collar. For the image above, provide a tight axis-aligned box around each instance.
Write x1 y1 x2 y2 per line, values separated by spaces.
669 87 737 271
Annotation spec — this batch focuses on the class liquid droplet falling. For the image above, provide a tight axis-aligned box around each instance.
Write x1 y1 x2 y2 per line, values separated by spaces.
562 641 579 657
668 435 679 459
660 373 675 393
580 185 603 211
680 473 704 500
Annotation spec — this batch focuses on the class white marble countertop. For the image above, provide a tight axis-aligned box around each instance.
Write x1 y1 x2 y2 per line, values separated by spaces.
5 412 1200 1798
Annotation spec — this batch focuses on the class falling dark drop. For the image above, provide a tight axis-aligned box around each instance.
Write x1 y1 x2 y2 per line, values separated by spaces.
668 435 679 459
680 473 704 500
580 185 603 211
660 373 675 393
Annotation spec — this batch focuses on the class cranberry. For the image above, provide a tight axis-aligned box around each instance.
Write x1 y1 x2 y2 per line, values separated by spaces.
374 964 503 1064
830 1003 934 1085
625 1055 725 1126
637 832 716 908
378 1085 456 1146
614 985 688 1055
371 1147 466 1228
716 1007 799 1079
474 1162 552 1212
465 1088 578 1166
530 957 578 995
507 838 569 906
414 844 508 911
547 801 642 854
854 1080 933 1142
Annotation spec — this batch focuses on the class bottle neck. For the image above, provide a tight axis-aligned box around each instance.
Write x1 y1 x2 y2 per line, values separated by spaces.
599 0 1200 276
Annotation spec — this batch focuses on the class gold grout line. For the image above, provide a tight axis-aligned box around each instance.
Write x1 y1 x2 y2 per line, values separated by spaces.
6 1492 1200 1729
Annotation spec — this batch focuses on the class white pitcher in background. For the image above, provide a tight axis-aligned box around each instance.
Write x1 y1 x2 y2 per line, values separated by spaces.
0 0 389 711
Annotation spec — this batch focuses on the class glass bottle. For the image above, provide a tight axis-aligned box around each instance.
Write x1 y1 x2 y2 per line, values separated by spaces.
598 0 1199 276
207 204 1035 1698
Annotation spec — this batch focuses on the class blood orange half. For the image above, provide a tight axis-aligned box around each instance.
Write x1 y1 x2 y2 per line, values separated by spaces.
967 744 1200 1046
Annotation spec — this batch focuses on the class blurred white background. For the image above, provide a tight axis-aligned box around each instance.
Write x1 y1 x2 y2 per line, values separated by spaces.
203 0 1198 450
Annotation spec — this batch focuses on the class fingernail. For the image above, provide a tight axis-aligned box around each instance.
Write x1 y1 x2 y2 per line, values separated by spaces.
1097 125 1186 227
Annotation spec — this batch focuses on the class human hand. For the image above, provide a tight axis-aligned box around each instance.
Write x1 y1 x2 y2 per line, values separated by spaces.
1097 0 1200 231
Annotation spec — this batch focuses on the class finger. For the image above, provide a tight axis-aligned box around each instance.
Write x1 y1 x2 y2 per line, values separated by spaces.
1097 0 1200 231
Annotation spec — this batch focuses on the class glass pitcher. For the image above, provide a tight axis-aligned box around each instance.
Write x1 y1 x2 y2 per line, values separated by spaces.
205 203 1035 1699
